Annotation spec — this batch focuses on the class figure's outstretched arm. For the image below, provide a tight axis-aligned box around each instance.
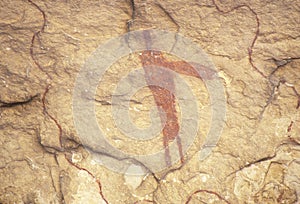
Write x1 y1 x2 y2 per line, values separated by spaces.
165 60 217 80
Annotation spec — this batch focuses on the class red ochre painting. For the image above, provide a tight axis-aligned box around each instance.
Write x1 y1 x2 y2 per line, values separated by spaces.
139 31 215 166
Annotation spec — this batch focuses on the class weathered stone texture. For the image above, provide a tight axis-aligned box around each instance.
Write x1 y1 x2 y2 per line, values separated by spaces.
0 0 299 203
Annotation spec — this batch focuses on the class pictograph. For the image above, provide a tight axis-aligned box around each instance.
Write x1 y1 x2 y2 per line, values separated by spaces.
72 29 226 174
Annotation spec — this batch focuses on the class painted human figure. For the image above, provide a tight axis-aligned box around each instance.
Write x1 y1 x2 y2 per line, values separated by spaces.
139 30 215 166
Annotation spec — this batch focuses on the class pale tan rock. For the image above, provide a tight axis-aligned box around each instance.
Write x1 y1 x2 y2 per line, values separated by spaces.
0 0 299 203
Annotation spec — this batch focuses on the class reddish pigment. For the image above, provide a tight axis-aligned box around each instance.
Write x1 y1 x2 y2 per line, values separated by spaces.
139 31 215 166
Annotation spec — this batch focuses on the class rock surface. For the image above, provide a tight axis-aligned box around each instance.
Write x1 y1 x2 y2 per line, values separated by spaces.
0 0 299 203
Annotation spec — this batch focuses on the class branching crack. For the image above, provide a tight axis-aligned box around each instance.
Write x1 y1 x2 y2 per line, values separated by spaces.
64 155 109 204
212 0 300 122
27 0 52 79
23 1 299 203
265 57 300 111
211 0 267 79
41 85 109 203
269 57 300 77
259 80 300 121
258 83 278 120
228 154 276 177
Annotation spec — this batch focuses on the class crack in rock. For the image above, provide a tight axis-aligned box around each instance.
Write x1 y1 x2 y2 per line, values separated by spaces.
0 94 38 108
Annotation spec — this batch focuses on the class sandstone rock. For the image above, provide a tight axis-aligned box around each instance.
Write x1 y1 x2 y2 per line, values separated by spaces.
0 0 299 203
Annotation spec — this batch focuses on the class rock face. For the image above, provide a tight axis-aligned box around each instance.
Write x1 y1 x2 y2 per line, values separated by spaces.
0 0 299 203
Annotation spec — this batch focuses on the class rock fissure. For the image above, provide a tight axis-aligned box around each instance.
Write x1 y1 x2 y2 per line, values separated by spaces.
41 85 109 203
211 0 267 79
185 189 231 204
0 94 38 108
